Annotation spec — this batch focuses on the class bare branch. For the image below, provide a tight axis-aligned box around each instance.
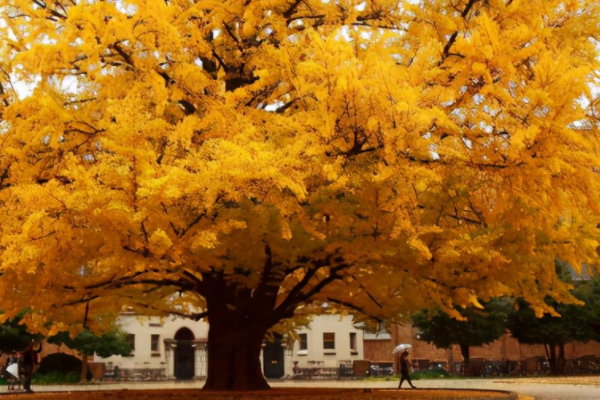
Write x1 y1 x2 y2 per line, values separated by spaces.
59 294 100 307
111 42 136 68
439 0 479 65
180 211 207 237
283 0 304 19
31 0 68 20
349 274 383 309
223 23 244 54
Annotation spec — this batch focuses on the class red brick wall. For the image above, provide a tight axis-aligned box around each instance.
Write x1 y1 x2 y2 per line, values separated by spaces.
0 341 80 367
364 340 394 362
362 324 600 370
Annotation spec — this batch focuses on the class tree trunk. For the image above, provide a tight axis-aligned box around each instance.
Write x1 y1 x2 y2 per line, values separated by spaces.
459 344 471 376
557 344 566 375
199 247 296 391
202 307 271 390
80 353 88 382
548 344 558 375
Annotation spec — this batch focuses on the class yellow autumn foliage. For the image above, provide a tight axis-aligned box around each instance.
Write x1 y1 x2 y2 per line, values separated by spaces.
1 0 600 389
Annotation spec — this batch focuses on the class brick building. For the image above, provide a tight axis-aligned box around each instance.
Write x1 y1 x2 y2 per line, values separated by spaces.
364 323 600 375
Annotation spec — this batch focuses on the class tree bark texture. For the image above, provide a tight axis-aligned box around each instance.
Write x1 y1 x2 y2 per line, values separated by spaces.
202 308 270 390
460 344 471 375
546 344 566 375
199 246 305 390
200 268 287 391
548 344 557 375
558 344 566 375
80 353 89 383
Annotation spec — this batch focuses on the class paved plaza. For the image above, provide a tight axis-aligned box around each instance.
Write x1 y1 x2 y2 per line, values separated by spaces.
0 378 599 400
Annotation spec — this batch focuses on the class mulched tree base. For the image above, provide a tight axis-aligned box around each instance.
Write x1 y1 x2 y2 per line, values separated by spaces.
0 388 517 400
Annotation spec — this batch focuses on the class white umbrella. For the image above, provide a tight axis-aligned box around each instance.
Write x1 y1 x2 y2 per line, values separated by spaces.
392 343 412 355
6 363 19 378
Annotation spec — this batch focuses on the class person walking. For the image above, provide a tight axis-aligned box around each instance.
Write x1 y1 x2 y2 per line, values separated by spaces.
5 350 22 391
398 349 416 389
22 341 42 393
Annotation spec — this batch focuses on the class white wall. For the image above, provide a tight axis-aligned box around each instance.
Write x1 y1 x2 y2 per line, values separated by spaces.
93 313 208 371
95 313 364 377
292 315 364 368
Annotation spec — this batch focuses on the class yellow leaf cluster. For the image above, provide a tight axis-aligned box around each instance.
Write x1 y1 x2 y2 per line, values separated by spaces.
0 0 599 335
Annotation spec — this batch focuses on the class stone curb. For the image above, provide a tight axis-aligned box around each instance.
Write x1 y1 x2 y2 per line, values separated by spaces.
0 387 519 400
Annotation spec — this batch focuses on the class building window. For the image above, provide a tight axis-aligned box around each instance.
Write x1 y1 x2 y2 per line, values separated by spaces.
125 334 135 356
299 333 308 350
323 332 335 350
349 332 357 352
151 334 160 353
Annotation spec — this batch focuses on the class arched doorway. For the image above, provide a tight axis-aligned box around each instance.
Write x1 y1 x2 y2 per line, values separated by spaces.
263 333 285 379
174 327 195 380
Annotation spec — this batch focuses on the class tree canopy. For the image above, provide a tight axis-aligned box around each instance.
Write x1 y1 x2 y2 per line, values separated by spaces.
1 0 600 390
48 328 133 359
0 310 44 353
579 275 600 337
411 298 510 369
506 263 600 375
48 327 132 381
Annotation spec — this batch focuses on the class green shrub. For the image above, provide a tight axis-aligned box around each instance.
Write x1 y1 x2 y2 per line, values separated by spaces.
32 372 81 384
0 371 80 386
411 368 451 380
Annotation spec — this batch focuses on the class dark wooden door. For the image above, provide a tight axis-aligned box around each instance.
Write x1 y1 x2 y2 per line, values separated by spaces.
263 335 284 379
174 340 195 380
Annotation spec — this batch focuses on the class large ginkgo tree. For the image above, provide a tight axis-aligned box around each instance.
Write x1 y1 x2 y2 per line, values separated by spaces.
1 0 600 390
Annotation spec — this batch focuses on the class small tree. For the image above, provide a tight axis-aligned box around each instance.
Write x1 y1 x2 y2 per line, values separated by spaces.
412 299 510 374
576 275 600 338
507 286 599 375
48 328 132 382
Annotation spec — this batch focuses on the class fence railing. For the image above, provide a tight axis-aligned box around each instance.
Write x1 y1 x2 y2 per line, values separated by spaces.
104 368 167 381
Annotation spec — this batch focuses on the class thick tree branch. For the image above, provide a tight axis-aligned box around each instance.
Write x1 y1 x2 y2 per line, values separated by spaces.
325 297 384 322
283 0 304 19
122 245 151 257
109 278 195 290
223 23 244 54
117 296 207 320
349 274 383 309
59 294 100 307
31 0 67 20
211 49 230 73
180 211 207 237
111 42 136 68
275 98 299 114
273 260 350 319
439 0 479 65
257 243 277 292
298 265 348 301
277 263 323 307
286 14 325 25
182 269 209 295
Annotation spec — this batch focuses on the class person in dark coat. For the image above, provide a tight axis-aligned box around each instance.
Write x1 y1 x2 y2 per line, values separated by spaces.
22 342 42 393
398 349 416 389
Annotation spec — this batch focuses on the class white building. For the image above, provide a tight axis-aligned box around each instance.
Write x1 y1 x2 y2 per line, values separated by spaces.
94 313 209 380
94 313 364 380
291 314 364 368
